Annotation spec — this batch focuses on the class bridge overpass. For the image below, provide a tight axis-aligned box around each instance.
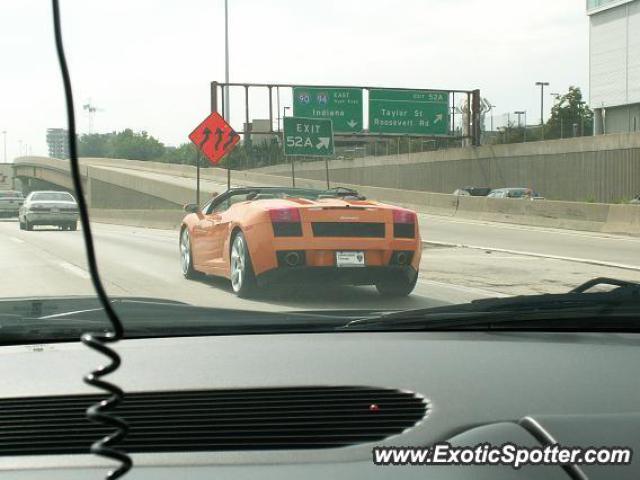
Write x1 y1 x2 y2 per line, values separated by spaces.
13 156 219 209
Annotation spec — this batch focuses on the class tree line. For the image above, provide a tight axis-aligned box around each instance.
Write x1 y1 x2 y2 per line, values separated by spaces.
76 86 595 168
491 86 594 144
77 128 284 170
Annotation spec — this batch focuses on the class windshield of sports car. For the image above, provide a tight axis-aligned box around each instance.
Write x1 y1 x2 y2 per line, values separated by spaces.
2 0 640 334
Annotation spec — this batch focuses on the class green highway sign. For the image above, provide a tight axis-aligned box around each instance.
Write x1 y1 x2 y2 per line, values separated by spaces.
369 89 450 135
293 87 363 133
283 117 335 157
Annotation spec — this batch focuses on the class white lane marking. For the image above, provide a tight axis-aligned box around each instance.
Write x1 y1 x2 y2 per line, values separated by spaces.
423 240 640 272
10 237 24 244
418 279 508 298
56 261 91 280
423 253 539 261
420 214 640 244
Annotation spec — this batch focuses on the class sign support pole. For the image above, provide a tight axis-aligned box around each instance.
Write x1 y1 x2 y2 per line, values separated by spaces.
291 156 296 187
196 152 201 206
325 158 330 189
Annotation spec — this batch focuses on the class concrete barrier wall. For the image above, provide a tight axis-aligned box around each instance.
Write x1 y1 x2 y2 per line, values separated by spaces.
15 156 640 236
603 204 640 235
90 209 184 230
254 133 640 204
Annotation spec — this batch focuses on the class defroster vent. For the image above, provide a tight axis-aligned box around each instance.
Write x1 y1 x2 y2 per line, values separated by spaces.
0 386 427 456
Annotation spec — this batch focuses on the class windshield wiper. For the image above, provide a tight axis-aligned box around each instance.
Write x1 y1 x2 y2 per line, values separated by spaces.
0 296 372 344
344 278 640 331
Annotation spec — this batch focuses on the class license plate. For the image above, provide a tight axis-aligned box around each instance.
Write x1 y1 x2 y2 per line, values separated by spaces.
336 251 365 268
51 208 60 213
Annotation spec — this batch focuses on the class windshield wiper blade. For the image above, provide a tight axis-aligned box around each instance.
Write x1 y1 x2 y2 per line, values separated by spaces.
0 297 370 343
470 277 640 311
344 277 640 331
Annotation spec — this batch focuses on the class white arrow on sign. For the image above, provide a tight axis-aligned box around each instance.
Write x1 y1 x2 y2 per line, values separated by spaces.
434 114 444 124
347 120 358 128
316 137 331 150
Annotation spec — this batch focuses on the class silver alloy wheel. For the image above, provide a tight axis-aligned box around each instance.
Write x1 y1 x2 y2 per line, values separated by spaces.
230 234 245 293
180 229 191 276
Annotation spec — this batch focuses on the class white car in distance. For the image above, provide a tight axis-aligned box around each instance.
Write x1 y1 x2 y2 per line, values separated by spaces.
18 191 79 231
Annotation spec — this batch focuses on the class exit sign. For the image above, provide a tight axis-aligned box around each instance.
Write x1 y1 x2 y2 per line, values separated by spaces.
293 87 363 133
369 89 450 135
283 117 335 157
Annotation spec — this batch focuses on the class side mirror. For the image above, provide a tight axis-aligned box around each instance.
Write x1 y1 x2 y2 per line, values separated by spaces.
184 203 200 214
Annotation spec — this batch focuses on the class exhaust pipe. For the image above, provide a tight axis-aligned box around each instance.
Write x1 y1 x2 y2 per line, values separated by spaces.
284 251 301 267
395 252 408 265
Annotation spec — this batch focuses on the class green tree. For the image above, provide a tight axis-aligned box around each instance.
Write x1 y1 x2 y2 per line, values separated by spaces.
545 86 593 139
160 142 199 165
111 129 165 160
78 129 166 161
78 133 112 157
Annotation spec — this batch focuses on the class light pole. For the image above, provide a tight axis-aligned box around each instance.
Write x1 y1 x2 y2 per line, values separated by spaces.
223 0 230 121
514 111 526 142
550 93 562 138
1 131 6 163
276 87 281 131
283 106 293 184
488 104 496 132
535 81 549 139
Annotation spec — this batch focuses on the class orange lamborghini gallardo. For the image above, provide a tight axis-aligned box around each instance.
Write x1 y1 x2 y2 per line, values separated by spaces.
179 187 421 298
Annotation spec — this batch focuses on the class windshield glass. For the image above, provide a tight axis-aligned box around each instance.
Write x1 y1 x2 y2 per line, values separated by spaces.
31 192 75 202
2 0 640 335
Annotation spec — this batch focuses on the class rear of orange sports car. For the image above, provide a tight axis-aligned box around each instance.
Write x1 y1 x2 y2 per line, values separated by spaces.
239 197 421 296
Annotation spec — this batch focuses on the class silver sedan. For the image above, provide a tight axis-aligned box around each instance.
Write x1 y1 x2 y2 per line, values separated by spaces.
18 191 79 231
0 190 24 217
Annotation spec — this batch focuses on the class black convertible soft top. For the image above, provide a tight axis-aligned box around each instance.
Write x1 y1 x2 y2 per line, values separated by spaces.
222 186 365 200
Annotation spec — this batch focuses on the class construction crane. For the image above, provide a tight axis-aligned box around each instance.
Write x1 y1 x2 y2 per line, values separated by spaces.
82 100 104 133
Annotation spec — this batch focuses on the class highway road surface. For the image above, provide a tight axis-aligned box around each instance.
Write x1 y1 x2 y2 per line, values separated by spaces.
1 214 639 313
420 213 640 270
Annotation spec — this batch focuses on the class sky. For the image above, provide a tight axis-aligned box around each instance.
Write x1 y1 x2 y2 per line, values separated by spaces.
0 0 589 160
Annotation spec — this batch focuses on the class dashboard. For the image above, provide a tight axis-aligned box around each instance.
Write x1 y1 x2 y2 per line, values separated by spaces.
1 330 639 479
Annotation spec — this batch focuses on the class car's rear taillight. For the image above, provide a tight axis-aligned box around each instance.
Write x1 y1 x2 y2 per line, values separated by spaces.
392 209 416 238
269 207 302 237
392 209 416 224
268 207 301 223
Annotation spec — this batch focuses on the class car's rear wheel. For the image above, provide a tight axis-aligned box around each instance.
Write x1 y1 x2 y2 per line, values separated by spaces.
25 219 33 231
375 275 418 297
230 232 256 297
69 221 77 231
180 228 201 279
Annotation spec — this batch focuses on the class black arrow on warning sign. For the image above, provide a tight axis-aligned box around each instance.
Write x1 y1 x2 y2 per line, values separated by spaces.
199 127 212 149
214 128 224 150
223 130 239 149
